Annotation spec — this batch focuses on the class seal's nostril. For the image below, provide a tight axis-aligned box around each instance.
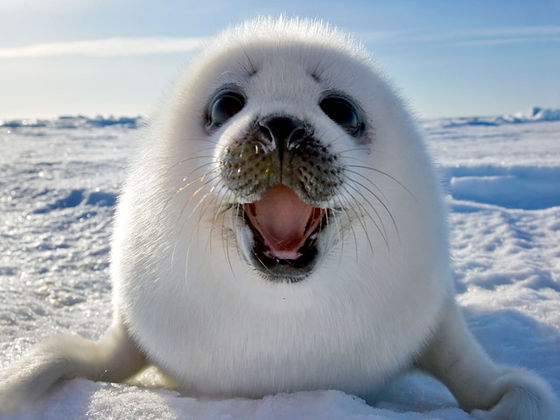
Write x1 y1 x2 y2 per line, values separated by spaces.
258 122 274 143
289 128 306 147
258 116 308 149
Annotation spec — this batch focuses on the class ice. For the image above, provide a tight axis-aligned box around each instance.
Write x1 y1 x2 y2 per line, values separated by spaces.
428 107 560 128
0 115 145 130
446 167 560 209
504 107 560 123
0 112 559 419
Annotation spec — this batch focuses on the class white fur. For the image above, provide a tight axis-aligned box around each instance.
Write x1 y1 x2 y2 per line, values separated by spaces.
1 17 558 419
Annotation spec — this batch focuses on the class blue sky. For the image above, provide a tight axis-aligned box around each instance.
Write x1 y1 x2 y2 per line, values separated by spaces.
0 0 558 119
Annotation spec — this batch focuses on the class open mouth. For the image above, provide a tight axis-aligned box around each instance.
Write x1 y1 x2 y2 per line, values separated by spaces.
241 185 328 280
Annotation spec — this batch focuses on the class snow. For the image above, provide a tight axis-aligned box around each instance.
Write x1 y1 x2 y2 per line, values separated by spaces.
433 106 560 128
0 115 145 130
1 112 559 419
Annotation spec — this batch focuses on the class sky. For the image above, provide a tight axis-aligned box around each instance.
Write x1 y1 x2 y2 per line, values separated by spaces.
0 0 558 119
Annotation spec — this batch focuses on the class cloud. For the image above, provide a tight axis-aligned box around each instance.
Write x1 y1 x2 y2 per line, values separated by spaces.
454 37 560 47
450 26 560 46
0 37 208 59
458 26 560 38
359 25 560 46
2 25 559 60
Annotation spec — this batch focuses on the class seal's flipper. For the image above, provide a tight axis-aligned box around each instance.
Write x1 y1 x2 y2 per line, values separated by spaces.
418 301 559 419
0 319 145 415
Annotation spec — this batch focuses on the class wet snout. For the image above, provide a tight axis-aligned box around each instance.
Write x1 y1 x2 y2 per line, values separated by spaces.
219 113 343 206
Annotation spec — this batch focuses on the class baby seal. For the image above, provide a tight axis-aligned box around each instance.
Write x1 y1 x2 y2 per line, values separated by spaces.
1 17 558 419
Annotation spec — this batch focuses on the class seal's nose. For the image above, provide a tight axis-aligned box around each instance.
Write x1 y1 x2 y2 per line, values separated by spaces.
258 116 308 151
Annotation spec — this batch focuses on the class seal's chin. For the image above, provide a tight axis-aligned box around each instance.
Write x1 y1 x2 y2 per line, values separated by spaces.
239 185 328 282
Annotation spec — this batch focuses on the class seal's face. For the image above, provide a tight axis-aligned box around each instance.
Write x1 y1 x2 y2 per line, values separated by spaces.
197 44 373 282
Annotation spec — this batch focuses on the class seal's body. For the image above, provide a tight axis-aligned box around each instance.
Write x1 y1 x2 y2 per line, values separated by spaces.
1 18 557 419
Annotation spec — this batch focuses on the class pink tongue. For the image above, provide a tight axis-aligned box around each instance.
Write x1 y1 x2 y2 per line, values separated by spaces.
244 185 323 260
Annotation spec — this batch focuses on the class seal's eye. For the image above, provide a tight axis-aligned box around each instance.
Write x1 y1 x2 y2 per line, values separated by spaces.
207 92 245 128
320 95 363 136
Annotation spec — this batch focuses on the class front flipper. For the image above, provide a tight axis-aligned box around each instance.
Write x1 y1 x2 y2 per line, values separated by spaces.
418 301 559 420
0 319 146 415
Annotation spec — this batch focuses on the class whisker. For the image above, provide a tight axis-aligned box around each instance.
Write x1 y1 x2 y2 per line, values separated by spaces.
184 245 191 286
194 185 218 238
187 188 215 221
223 202 238 280
171 173 220 239
328 203 346 268
171 185 220 273
158 137 226 173
342 179 390 244
183 160 219 182
252 249 276 278
344 168 389 203
345 164 416 200
233 202 245 262
337 146 370 155
331 198 355 265
163 153 218 173
208 184 231 253
340 187 378 256
344 175 399 240
159 167 220 221
335 195 360 263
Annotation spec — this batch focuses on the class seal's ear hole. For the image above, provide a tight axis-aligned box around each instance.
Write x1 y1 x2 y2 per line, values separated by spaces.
207 92 245 129
319 95 364 137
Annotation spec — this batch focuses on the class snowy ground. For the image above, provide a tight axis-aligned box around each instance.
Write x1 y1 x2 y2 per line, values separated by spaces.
0 110 559 419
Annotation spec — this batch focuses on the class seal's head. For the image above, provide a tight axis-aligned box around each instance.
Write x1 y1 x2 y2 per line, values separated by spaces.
144 17 445 288
203 24 372 283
